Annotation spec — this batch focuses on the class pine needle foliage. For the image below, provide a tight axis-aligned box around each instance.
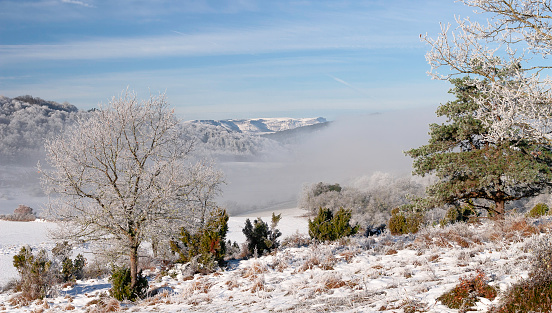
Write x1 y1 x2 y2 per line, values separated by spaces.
242 213 282 257
308 207 359 241
406 77 552 217
12 246 54 300
109 266 148 302
171 208 229 271
526 203 550 218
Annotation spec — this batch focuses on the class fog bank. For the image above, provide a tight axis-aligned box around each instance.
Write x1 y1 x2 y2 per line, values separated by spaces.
220 106 441 214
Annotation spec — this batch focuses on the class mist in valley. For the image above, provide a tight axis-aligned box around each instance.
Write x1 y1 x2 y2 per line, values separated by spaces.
219 106 440 215
0 95 442 218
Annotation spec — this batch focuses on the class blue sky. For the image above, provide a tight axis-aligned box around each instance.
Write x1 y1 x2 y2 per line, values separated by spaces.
0 0 473 120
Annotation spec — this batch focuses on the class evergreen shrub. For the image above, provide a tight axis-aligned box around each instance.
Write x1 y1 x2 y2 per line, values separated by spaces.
171 208 229 272
109 266 148 301
388 207 422 235
242 213 282 257
52 241 85 282
308 207 359 241
12 246 54 300
526 203 549 218
440 202 477 226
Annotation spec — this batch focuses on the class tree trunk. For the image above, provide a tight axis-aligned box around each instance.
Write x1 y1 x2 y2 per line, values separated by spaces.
494 199 506 219
130 244 139 291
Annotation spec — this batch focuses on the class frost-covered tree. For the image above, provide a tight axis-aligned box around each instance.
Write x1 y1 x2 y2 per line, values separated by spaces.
299 174 427 226
406 77 552 216
40 90 223 292
0 95 80 164
423 0 552 143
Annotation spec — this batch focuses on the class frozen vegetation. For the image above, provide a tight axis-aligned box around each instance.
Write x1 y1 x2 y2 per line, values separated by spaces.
3 85 552 312
1 212 550 312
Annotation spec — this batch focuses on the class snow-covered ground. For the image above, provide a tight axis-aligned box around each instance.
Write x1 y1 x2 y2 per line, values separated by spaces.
0 213 546 312
0 220 57 288
0 208 309 289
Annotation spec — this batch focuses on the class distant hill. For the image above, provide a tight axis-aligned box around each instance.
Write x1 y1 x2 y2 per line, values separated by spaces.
181 117 329 160
262 120 331 144
0 95 81 164
188 117 327 135
0 95 329 163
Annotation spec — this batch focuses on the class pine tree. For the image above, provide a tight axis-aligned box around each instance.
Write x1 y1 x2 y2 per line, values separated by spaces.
406 77 552 217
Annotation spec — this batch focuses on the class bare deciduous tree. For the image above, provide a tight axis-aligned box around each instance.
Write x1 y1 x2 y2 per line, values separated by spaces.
40 90 223 291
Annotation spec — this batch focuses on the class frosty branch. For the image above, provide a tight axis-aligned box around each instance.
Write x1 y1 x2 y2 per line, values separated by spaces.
423 0 552 143
40 90 224 292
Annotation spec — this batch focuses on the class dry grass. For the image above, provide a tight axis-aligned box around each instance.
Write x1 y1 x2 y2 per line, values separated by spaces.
63 304 75 310
416 226 481 249
142 290 172 306
250 277 273 293
7 293 33 307
85 297 120 313
488 217 539 243
315 273 357 293
385 249 398 255
394 299 429 313
280 232 311 248
189 278 213 294
182 278 213 305
414 216 545 251
298 253 336 272
241 261 268 280
270 253 291 272
225 278 240 290
338 250 356 263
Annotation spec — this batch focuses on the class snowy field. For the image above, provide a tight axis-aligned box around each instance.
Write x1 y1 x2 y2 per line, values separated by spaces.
0 220 57 288
0 208 309 288
0 213 546 312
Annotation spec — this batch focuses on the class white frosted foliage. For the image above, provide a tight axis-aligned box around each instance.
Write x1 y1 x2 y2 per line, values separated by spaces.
423 0 552 143
39 89 223 283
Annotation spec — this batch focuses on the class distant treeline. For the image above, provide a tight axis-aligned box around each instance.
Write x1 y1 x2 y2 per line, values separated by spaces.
0 96 81 164
0 95 287 165
299 173 431 226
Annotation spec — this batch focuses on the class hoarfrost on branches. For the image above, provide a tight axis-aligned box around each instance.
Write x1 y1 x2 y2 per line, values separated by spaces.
423 0 552 143
40 90 224 290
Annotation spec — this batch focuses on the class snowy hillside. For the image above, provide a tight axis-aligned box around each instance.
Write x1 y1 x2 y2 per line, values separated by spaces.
186 117 327 135
0 213 547 312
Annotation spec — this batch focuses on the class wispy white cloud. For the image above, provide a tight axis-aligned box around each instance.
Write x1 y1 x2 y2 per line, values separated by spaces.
0 23 417 64
61 0 95 8
327 74 372 98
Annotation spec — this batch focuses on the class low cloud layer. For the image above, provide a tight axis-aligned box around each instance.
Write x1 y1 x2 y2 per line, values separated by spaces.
219 107 441 213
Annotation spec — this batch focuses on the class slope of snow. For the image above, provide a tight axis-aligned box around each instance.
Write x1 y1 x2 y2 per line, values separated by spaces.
0 214 545 312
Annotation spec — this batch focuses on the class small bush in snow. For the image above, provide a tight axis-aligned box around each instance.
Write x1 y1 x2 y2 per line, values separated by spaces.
242 213 282 257
52 241 85 282
109 265 148 301
526 203 549 218
388 207 422 235
308 207 359 241
171 208 229 272
491 234 552 312
12 246 56 301
281 232 311 248
437 269 497 310
440 202 477 226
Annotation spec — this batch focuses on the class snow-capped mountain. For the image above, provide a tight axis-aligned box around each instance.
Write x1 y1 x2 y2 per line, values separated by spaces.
186 117 327 134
